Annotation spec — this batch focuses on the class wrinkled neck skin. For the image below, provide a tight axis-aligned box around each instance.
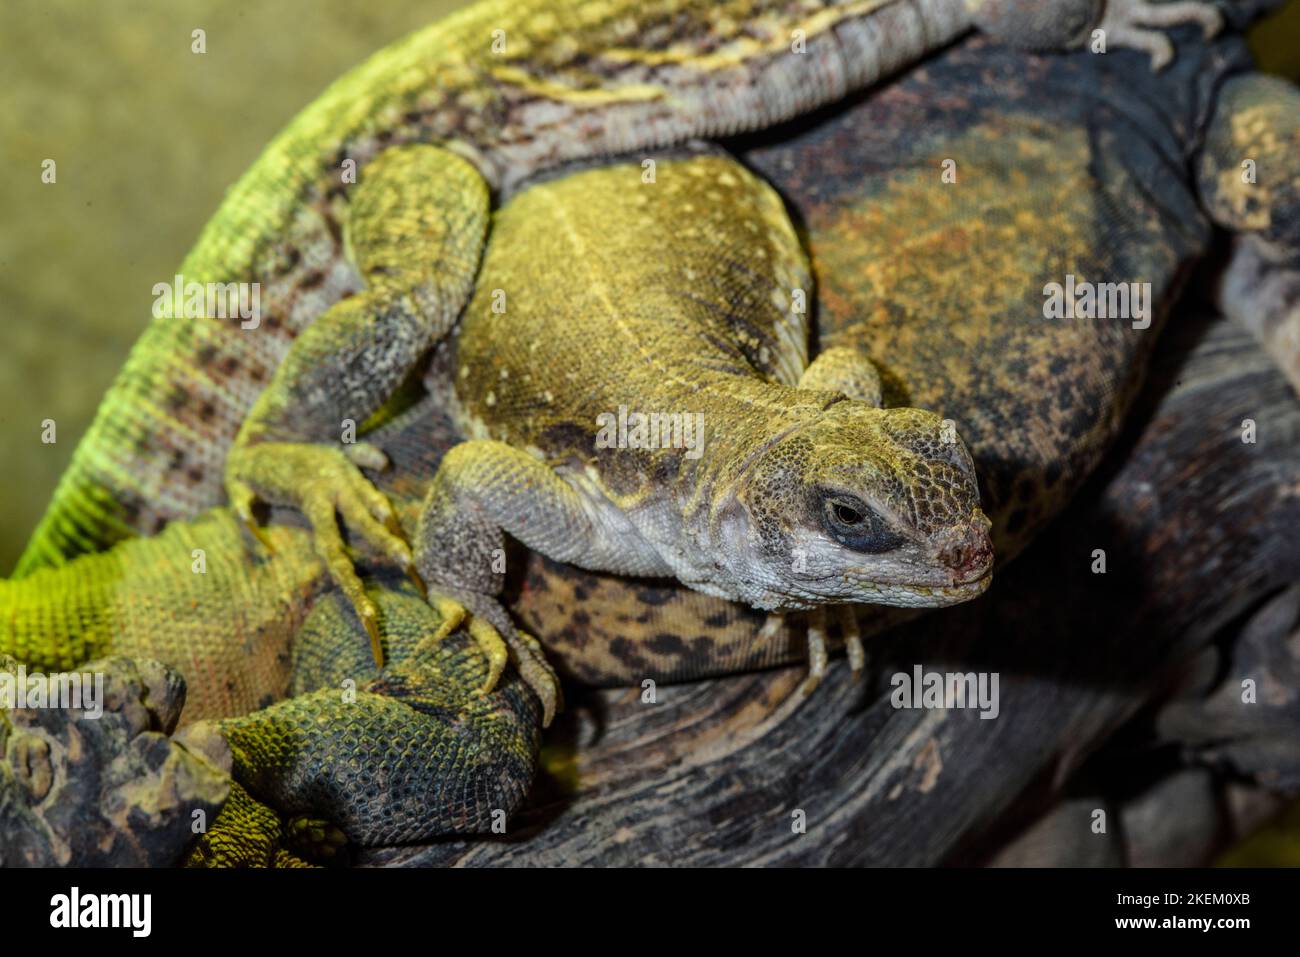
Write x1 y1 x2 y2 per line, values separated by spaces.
617 375 837 607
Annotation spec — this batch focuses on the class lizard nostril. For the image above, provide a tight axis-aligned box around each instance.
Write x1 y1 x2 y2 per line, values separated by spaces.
938 525 993 580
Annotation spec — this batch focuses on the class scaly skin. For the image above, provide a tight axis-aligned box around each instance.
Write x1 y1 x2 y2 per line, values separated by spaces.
408 152 994 712
16 0 1221 621
2 398 540 862
510 2 1299 684
2 513 321 720
436 153 992 605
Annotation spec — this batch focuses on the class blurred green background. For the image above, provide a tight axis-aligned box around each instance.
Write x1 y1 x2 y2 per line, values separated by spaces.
0 0 465 565
0 0 1297 865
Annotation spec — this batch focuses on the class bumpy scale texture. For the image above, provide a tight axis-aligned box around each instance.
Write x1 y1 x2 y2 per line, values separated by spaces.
17 0 976 576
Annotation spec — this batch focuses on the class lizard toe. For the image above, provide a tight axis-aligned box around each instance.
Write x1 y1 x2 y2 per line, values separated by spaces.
1099 0 1221 70
801 608 830 696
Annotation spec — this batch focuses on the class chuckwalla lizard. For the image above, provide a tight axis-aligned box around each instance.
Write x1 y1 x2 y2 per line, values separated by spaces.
6 1 1297 864
411 150 994 723
15 0 1224 669
509 0 1300 684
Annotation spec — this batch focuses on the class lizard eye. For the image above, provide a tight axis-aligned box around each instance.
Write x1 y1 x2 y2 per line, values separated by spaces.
820 494 904 553
834 502 864 525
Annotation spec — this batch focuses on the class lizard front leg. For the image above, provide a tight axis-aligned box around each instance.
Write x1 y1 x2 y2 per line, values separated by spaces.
969 0 1221 70
226 144 489 667
799 346 884 407
412 440 633 727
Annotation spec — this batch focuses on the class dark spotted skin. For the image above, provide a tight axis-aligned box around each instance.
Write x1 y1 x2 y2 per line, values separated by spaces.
510 11 1285 683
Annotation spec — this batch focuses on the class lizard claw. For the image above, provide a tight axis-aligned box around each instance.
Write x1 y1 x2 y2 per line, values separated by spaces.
238 510 277 555
403 560 428 598
226 441 415 669
342 440 390 471
360 605 385 670
507 627 564 727
230 479 276 554
1098 0 1223 71
419 588 563 727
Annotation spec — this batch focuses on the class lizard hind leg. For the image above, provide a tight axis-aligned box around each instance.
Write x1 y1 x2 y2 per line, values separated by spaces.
838 605 867 677
224 144 490 667
801 607 831 695
794 606 867 697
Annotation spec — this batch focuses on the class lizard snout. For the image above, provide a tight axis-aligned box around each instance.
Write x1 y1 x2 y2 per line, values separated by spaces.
934 516 994 585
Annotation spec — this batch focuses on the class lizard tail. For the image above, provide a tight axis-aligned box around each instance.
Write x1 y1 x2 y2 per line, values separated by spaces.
0 550 120 671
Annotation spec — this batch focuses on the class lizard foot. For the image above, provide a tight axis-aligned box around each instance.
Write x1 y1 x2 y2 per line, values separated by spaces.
283 814 349 863
794 606 868 695
226 441 415 668
416 590 506 692
1098 0 1222 71
419 588 563 727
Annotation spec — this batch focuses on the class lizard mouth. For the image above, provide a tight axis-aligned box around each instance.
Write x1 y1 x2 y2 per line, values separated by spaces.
910 571 993 605
836 567 993 609
872 572 993 609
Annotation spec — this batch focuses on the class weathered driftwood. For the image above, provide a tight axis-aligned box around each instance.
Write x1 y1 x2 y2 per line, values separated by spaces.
361 310 1300 866
0 656 228 867
986 577 1300 867
1156 582 1300 792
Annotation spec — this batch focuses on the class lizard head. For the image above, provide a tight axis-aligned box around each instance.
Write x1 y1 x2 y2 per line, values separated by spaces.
714 402 992 610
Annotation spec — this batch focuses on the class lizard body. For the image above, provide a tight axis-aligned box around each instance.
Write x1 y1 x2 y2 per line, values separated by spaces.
511 1 1300 683
442 153 991 609
15 0 1222 652
408 152 993 714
